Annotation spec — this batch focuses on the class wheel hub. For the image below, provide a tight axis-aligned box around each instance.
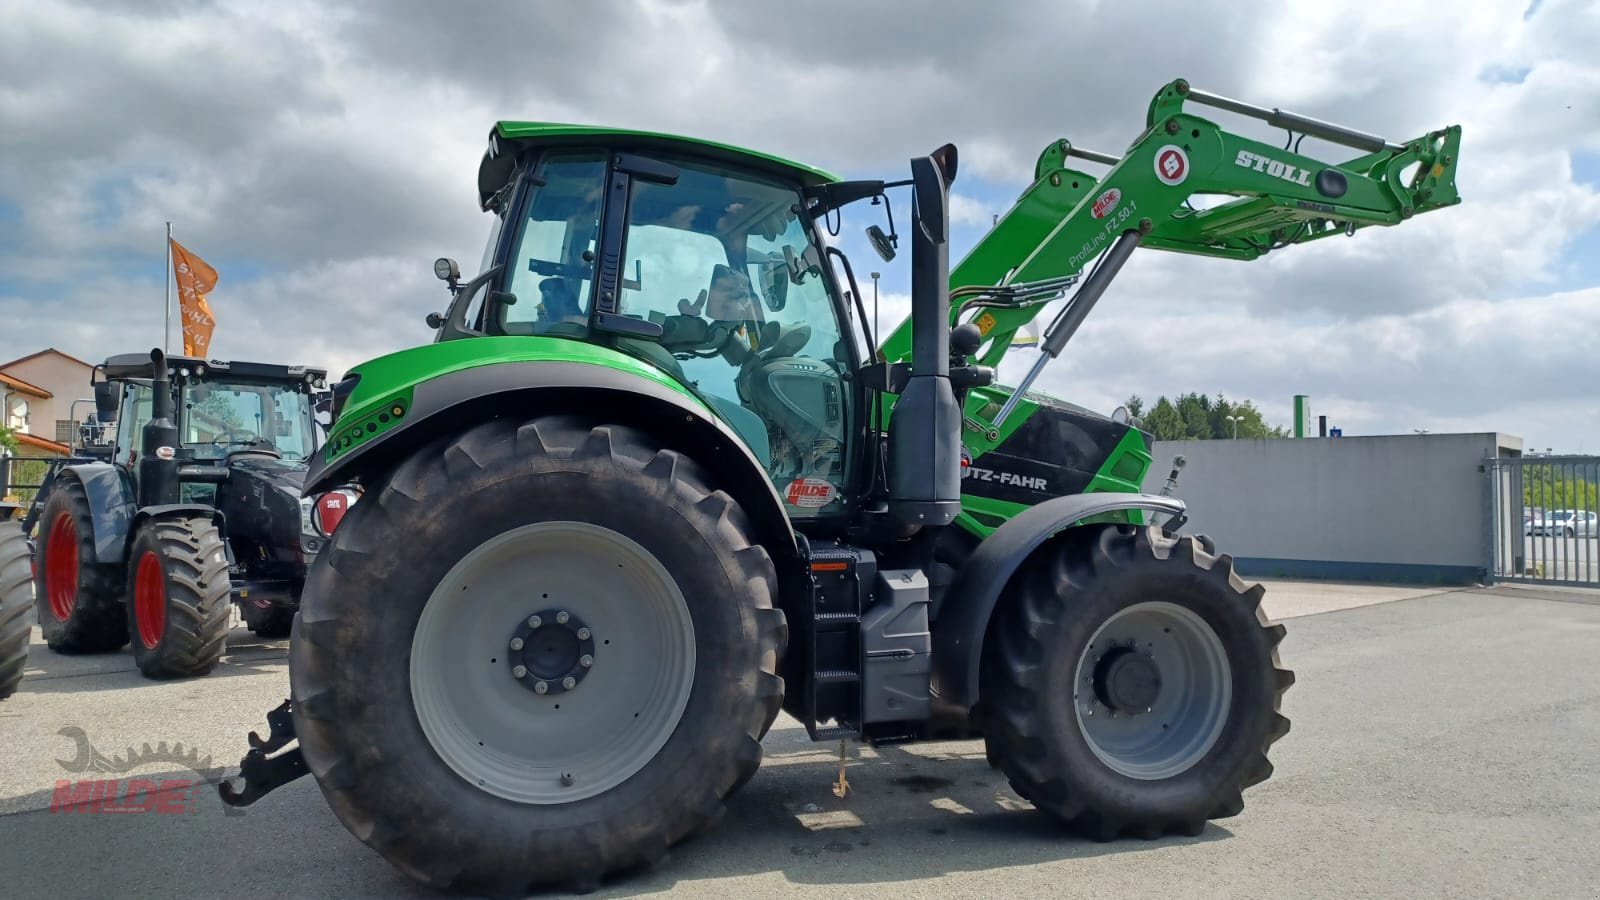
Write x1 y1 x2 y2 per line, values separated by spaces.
507 609 595 695
1093 645 1161 713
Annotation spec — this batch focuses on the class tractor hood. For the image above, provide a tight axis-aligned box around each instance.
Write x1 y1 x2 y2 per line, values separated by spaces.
226 454 309 495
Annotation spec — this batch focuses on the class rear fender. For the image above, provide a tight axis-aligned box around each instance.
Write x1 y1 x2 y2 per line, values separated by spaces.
302 359 800 573
929 492 1188 716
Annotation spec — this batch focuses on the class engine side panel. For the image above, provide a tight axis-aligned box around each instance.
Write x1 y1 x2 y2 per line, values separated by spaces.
957 397 1154 537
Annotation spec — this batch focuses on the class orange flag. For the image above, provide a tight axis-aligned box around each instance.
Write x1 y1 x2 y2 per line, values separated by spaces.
170 238 219 357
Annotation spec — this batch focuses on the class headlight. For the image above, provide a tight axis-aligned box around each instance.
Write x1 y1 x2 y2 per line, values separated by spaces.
299 497 317 537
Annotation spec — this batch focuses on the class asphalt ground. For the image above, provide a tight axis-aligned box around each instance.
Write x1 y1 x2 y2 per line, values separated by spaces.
1 580 1596 899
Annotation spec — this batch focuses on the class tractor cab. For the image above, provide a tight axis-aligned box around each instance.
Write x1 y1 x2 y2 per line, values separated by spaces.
431 127 874 519
98 352 324 479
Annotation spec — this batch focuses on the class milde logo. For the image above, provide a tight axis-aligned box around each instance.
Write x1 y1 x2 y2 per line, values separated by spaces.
49 726 236 816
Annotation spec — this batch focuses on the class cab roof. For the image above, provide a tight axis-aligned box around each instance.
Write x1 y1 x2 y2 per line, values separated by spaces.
477 121 840 209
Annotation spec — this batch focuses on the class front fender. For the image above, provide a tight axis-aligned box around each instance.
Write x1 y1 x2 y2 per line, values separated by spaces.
61 464 137 565
304 347 799 565
929 492 1188 715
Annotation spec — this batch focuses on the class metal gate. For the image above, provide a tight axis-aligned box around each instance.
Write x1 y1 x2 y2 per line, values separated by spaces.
1487 455 1600 588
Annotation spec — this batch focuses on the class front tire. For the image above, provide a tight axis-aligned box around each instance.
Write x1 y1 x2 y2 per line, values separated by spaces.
290 415 786 895
980 524 1293 840
33 477 127 653
0 520 34 700
126 516 232 679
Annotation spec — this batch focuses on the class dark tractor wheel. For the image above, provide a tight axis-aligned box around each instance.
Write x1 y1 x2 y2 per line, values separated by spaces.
33 477 127 653
126 516 232 679
1 520 34 700
243 603 294 638
290 415 787 895
980 524 1293 840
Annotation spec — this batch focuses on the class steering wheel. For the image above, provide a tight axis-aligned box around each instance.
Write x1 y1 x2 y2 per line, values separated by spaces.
210 429 263 448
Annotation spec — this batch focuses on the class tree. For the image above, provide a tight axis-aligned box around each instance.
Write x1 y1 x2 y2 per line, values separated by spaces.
0 424 16 455
1126 391 1289 440
1142 397 1187 441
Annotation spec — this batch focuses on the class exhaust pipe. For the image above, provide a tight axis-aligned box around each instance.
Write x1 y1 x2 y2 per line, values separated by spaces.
888 145 963 528
138 348 181 507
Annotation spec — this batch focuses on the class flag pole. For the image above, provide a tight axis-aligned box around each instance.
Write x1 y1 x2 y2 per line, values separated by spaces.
164 221 172 354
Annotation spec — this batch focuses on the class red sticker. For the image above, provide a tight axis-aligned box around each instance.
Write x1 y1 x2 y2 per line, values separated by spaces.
784 477 837 508
1154 145 1189 186
1091 188 1121 219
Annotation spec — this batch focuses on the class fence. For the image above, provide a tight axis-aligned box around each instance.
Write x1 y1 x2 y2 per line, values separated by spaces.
1486 455 1600 588
1 454 58 511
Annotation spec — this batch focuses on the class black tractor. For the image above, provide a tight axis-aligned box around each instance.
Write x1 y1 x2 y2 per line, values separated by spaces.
12 348 351 681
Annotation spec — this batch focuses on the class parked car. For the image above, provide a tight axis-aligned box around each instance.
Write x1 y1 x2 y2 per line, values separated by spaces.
1535 509 1598 538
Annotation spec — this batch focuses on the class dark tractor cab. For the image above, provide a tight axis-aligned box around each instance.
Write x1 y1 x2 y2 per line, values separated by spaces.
25 348 353 681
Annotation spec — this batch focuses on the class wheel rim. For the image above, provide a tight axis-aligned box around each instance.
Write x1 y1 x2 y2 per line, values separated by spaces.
1073 600 1232 780
134 551 166 649
410 521 696 804
45 512 78 621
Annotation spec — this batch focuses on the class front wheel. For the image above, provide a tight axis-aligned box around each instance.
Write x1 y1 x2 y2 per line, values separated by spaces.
980 524 1294 840
126 516 233 679
0 520 34 700
290 415 786 895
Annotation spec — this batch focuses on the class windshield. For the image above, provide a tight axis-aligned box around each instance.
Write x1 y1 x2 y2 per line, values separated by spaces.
181 380 318 461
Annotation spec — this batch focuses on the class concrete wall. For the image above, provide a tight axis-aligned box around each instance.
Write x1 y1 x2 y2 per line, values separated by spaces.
1139 432 1523 585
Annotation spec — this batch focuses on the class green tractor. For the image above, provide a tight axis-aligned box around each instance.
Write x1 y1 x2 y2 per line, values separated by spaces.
221 79 1461 892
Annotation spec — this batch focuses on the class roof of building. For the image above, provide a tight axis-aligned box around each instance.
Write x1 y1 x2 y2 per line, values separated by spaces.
0 372 51 398
13 432 71 456
0 347 96 372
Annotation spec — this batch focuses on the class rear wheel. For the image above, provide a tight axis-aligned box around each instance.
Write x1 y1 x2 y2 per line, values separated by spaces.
290 415 786 895
126 516 232 679
979 524 1293 840
0 520 34 700
33 477 127 653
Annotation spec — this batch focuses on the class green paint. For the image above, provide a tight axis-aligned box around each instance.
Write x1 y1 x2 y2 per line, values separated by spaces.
325 336 710 462
880 78 1462 396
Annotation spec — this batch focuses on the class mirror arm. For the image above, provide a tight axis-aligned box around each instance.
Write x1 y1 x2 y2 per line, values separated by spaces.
824 246 871 352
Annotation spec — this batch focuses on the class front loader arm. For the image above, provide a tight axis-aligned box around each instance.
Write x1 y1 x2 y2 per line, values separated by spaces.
877 78 1462 371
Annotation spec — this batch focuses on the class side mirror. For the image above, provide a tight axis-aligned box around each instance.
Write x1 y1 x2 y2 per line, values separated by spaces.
93 381 119 420
757 259 788 311
867 224 897 262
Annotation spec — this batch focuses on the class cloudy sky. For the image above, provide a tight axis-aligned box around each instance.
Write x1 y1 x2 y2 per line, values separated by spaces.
2 0 1597 450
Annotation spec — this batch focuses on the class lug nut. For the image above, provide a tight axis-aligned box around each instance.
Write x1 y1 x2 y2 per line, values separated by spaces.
534 681 549 694
556 611 570 624
528 615 542 628
560 772 574 786
577 627 591 640
580 655 593 668
512 665 527 678
562 676 576 690
510 637 524 651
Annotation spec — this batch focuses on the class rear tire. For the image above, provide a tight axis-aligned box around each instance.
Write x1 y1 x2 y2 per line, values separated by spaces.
979 524 1293 840
290 415 786 895
33 477 127 653
0 520 34 700
126 516 232 679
